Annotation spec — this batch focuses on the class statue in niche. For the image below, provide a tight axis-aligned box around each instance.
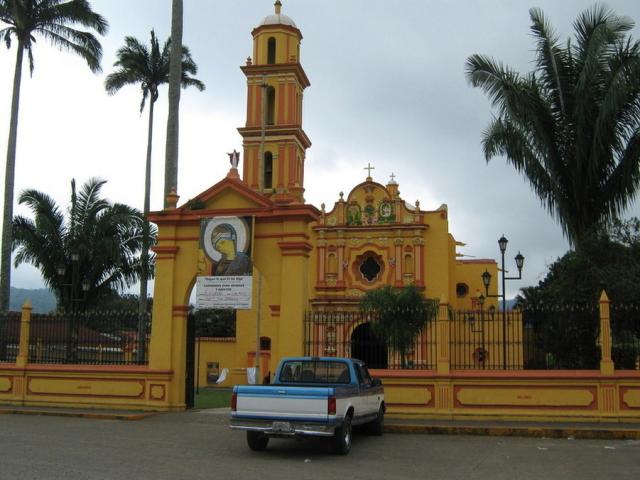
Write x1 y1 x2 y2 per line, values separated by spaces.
347 203 362 226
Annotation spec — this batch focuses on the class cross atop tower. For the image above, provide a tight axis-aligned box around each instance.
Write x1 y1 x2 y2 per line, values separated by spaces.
364 163 375 180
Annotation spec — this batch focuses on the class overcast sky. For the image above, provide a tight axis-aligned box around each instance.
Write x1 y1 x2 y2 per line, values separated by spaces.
2 0 640 298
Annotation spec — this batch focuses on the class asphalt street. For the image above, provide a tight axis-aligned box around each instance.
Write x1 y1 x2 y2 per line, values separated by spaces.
1 410 639 480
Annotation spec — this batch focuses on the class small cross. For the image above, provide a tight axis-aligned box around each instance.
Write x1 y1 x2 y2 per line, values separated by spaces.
390 173 396 182
364 162 375 178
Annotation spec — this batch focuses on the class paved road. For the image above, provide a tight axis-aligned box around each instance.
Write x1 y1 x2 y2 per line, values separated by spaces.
1 410 639 480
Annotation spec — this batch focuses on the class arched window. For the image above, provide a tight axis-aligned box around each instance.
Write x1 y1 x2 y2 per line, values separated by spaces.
263 151 273 189
267 37 276 64
266 86 275 125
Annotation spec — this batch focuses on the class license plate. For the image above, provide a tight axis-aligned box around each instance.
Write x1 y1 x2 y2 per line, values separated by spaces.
272 421 293 433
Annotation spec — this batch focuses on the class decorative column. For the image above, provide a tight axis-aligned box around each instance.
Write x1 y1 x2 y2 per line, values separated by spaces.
15 300 32 368
394 237 404 287
598 290 618 416
436 295 450 375
413 236 425 287
599 290 614 375
435 295 452 413
336 232 346 287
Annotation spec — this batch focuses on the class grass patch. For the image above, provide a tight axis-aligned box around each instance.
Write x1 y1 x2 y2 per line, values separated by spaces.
194 388 232 409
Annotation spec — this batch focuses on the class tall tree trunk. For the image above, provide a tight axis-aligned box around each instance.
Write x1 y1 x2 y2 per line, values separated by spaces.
164 0 183 207
0 44 25 312
137 99 155 363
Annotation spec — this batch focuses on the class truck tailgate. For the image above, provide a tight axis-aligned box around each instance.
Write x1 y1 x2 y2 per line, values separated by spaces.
234 385 332 422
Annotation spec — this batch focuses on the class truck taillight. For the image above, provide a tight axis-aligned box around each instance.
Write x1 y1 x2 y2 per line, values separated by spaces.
328 396 336 415
231 392 237 412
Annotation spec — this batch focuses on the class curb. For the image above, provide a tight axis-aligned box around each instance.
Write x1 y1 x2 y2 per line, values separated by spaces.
0 408 155 421
384 423 640 440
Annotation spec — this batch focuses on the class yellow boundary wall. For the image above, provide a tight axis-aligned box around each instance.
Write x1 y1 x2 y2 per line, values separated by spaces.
370 369 640 422
2 292 640 419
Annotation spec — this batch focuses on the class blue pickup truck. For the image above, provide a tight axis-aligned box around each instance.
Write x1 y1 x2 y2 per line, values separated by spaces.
230 357 385 454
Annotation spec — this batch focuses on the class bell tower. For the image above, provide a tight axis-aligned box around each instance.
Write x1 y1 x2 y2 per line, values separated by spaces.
238 1 311 204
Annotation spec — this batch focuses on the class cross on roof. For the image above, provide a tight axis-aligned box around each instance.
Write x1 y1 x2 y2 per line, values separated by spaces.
390 173 396 182
364 162 375 178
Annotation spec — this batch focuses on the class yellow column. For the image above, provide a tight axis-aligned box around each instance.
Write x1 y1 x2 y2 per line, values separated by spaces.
435 296 452 413
15 300 32 368
599 290 614 375
436 296 450 375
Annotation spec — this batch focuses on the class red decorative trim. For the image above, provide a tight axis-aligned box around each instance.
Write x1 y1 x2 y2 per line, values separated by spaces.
238 125 312 149
251 24 303 39
255 232 309 240
172 305 190 317
458 259 498 265
269 305 281 316
241 61 310 89
151 245 180 259
20 364 173 375
278 241 313 256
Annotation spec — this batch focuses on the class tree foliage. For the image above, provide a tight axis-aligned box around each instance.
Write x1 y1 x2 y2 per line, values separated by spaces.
466 6 640 251
0 0 107 311
518 218 640 368
11 178 155 311
360 285 437 367
192 309 236 338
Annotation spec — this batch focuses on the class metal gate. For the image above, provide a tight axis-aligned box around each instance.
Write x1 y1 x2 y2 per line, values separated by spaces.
185 313 196 409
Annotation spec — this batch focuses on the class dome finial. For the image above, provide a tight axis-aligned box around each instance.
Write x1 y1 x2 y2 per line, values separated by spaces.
274 0 282 15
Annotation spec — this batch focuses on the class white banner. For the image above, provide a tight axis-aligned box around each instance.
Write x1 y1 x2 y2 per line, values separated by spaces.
196 276 253 310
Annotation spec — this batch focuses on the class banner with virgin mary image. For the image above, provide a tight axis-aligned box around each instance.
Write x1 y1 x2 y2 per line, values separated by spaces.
196 216 254 309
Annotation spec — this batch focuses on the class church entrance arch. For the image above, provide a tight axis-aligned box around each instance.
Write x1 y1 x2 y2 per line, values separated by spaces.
350 322 388 369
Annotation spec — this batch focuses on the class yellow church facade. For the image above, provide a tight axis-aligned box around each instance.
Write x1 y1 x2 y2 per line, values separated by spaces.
3 3 639 421
147 2 497 397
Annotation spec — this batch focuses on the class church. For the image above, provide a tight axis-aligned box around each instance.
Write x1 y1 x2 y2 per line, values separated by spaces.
148 1 497 388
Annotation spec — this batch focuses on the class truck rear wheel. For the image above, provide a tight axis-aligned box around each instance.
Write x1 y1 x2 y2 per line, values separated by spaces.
246 431 269 451
332 415 352 455
369 405 384 436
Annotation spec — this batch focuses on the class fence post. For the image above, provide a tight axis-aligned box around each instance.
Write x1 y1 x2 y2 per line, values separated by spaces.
436 295 450 375
599 290 614 375
15 300 32 368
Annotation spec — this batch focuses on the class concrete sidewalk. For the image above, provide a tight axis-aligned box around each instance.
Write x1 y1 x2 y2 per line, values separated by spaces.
384 417 640 440
0 405 155 420
2 404 640 440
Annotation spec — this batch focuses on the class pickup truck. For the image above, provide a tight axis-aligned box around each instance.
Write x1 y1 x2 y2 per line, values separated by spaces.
230 357 385 454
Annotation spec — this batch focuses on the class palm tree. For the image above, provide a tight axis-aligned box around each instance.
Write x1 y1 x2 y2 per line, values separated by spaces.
12 178 152 310
105 29 204 362
360 285 437 368
0 0 107 311
466 5 640 251
164 0 183 207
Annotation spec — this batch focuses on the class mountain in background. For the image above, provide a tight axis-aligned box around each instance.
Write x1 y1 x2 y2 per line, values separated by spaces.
10 287 56 313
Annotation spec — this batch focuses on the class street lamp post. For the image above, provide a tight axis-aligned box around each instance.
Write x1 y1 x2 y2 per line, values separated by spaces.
481 235 524 369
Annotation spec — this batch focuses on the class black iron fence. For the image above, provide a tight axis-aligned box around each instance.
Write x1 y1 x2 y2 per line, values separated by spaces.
304 304 610 371
0 311 21 363
611 303 640 370
449 309 523 369
0 311 150 365
304 311 437 369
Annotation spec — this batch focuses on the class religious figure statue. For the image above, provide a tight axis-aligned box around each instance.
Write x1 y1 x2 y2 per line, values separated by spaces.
228 150 240 169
